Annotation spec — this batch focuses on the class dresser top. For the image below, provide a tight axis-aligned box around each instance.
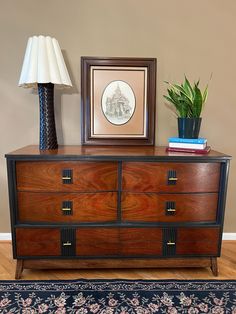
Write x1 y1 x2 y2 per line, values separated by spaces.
6 145 231 162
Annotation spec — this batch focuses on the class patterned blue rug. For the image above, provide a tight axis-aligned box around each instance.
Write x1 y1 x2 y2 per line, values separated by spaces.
0 279 235 313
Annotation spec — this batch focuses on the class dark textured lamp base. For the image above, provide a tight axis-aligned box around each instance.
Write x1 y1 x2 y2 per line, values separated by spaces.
38 83 58 150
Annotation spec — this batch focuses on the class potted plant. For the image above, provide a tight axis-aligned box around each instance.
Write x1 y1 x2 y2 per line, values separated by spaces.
163 76 208 138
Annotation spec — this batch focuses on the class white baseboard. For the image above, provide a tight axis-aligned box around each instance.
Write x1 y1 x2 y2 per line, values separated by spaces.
0 233 236 241
0 233 12 240
222 233 236 240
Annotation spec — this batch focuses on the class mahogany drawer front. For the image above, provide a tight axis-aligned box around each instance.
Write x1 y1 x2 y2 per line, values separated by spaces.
16 228 61 257
176 228 220 255
122 192 218 223
122 162 220 192
76 228 119 256
17 192 117 223
76 228 162 256
16 161 118 192
120 228 162 256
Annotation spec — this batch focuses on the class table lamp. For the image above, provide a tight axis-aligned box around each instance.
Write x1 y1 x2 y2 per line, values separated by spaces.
18 35 72 150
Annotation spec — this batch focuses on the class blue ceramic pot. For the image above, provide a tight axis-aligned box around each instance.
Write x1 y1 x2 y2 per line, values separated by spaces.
178 117 202 139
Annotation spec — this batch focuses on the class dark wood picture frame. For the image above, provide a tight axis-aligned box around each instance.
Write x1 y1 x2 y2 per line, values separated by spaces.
81 57 156 145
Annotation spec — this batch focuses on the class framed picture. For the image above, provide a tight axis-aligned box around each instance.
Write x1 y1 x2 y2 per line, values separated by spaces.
81 57 156 145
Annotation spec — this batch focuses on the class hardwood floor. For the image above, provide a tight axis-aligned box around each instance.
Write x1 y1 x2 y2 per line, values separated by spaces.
0 241 235 280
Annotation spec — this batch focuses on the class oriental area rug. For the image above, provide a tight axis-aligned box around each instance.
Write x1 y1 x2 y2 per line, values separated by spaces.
0 279 235 313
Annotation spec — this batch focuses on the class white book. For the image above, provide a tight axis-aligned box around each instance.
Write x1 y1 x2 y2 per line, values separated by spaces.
169 142 207 149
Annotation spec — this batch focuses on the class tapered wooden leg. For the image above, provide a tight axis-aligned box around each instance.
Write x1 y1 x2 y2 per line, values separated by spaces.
211 257 218 276
15 259 24 279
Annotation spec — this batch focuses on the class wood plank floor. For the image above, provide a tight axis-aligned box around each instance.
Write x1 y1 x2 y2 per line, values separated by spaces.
0 241 235 280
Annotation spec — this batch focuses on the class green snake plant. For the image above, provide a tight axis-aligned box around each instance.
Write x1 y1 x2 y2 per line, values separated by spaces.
163 77 208 118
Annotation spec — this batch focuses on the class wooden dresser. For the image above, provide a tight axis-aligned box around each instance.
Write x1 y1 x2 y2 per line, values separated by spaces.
5 145 230 278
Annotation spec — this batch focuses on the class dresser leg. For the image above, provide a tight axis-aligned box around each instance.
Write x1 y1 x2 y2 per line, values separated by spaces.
210 257 218 276
15 259 24 279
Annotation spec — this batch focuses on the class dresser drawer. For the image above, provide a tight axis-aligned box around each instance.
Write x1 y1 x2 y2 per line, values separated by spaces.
16 161 118 192
175 228 220 255
16 228 61 257
76 228 162 256
120 228 162 256
76 228 119 256
122 162 220 192
17 192 117 223
122 192 218 223
15 227 220 258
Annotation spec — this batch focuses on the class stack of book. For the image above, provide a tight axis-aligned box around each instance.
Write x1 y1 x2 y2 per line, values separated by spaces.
166 137 211 154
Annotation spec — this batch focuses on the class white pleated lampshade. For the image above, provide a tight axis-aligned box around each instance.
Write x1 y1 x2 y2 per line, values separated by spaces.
19 35 72 88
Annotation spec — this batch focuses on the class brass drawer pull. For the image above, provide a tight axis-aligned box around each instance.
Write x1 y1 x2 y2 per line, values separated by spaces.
62 176 72 180
167 208 176 212
167 241 176 246
63 241 72 246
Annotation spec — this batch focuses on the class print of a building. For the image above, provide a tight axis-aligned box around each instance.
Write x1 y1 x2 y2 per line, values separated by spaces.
105 84 132 120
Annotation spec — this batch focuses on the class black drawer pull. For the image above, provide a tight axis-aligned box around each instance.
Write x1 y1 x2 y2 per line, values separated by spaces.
62 169 73 184
167 170 178 185
61 201 73 216
163 228 177 256
61 229 76 256
165 201 176 216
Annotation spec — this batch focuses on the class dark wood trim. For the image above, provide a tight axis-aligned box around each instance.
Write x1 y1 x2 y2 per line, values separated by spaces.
16 256 218 278
23 257 212 268
81 57 156 146
13 223 223 228
5 145 231 162
6 159 17 259
117 161 122 222
17 257 213 279
214 161 231 255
